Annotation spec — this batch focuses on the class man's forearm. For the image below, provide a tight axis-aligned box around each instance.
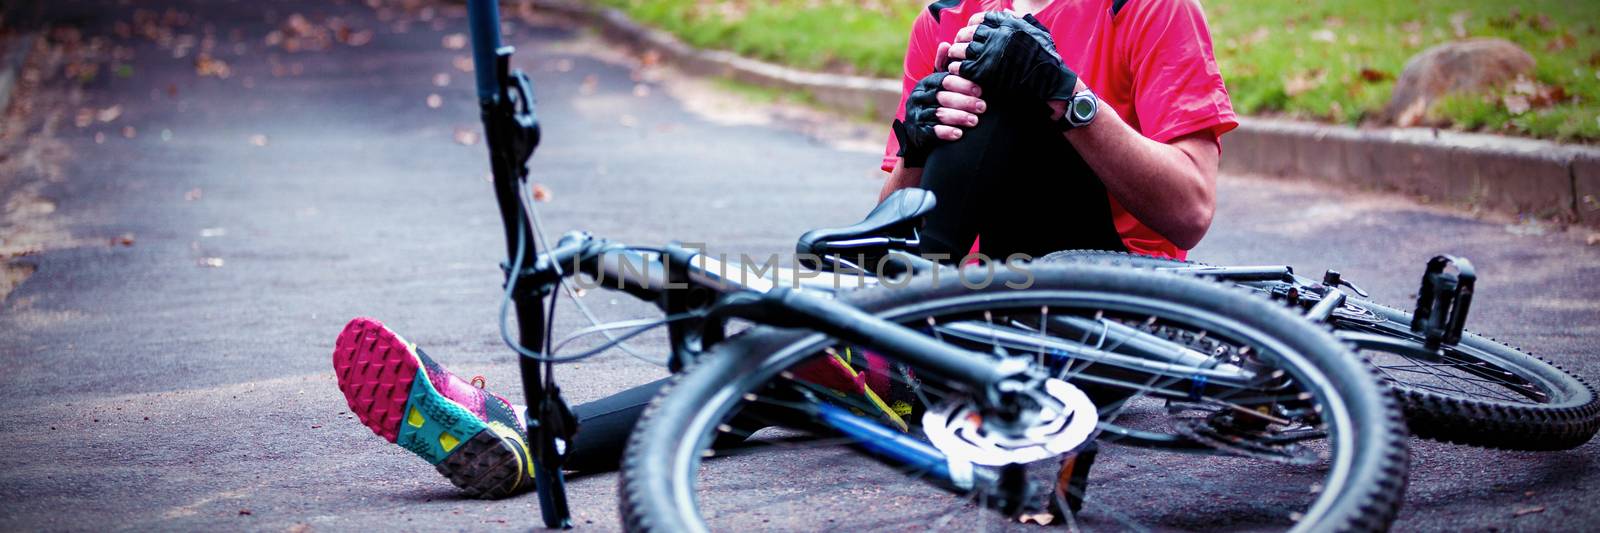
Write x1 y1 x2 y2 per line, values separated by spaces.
1054 100 1218 250
880 162 925 202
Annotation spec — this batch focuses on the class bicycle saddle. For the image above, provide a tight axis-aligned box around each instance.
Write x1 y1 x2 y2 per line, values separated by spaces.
796 187 937 271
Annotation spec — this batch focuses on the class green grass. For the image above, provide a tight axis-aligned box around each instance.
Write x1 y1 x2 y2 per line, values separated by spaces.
596 0 1600 142
1205 0 1600 141
595 0 920 77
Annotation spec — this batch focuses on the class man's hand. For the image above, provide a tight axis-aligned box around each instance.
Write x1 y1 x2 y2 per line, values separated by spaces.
947 12 1080 111
893 42 987 168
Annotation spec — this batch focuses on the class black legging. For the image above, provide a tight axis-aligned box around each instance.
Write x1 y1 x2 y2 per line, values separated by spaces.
564 100 1124 474
917 97 1126 259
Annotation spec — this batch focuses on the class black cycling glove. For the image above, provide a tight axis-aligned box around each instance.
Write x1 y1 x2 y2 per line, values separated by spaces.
891 71 950 169
954 12 1078 109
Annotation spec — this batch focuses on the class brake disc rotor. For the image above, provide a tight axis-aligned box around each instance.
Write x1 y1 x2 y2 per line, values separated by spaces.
922 379 1099 467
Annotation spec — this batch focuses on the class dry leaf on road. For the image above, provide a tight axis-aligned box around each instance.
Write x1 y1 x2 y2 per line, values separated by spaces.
426 94 442 109
433 72 450 87
442 33 467 50
453 127 478 146
97 105 123 123
249 134 269 146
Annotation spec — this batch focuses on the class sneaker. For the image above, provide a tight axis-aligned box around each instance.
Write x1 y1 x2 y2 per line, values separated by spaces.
332 317 534 499
790 347 919 431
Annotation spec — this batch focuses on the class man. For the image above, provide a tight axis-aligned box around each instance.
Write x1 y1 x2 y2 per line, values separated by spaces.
887 0 1234 261
332 0 1236 499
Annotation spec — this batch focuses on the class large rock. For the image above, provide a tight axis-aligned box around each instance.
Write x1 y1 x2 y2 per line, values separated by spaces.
1382 38 1535 126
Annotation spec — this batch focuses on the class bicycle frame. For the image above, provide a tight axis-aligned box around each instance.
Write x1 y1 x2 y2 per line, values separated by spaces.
464 2 1355 525
464 1 1032 526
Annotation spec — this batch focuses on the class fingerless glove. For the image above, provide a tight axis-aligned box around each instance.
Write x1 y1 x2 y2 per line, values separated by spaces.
955 13 1078 111
891 72 951 169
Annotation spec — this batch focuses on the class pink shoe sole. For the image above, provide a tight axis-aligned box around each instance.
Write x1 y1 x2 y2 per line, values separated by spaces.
332 317 418 443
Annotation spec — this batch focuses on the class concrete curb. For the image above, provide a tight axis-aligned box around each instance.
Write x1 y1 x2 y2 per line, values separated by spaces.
0 31 38 115
1222 119 1600 226
532 0 1600 228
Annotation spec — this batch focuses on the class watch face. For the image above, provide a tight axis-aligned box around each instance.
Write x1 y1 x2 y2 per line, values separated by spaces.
1071 95 1096 122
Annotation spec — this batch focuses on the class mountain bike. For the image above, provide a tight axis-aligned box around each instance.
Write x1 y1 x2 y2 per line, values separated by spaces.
1036 250 1600 451
462 0 1407 531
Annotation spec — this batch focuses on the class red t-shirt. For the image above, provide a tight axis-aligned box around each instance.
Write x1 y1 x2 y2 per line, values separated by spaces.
883 0 1238 260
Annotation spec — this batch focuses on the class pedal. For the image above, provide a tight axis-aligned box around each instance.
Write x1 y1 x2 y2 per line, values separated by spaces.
1410 256 1476 350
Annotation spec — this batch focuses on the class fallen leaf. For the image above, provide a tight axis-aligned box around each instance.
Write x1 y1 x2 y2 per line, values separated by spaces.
1546 31 1576 52
122 126 137 139
97 105 123 123
1503 93 1530 115
346 30 373 47
1310 29 1336 43
1393 97 1427 127
579 74 598 95
1358 68 1391 83
453 127 479 146
433 72 451 87
1514 506 1545 517
75 108 94 128
113 233 136 246
1283 69 1326 97
185 188 203 201
555 58 573 72
1017 512 1054 525
201 257 225 268
452 55 474 73
195 54 231 78
249 134 269 146
1509 74 1537 95
1449 11 1470 38
442 33 467 50
426 94 442 109
1529 14 1554 32
238 509 251 516
94 132 106 144
531 183 553 202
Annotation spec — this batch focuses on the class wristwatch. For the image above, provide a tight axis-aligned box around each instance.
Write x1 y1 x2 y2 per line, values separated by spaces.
1054 89 1099 131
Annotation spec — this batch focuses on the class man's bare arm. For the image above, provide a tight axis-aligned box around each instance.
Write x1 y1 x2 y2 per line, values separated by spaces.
1051 98 1219 250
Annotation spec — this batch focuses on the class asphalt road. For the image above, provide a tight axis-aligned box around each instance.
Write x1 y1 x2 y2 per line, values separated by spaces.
2 1 1598 531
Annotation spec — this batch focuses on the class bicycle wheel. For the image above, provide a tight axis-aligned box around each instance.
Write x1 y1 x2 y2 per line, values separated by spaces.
1041 249 1600 451
620 263 1407 532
